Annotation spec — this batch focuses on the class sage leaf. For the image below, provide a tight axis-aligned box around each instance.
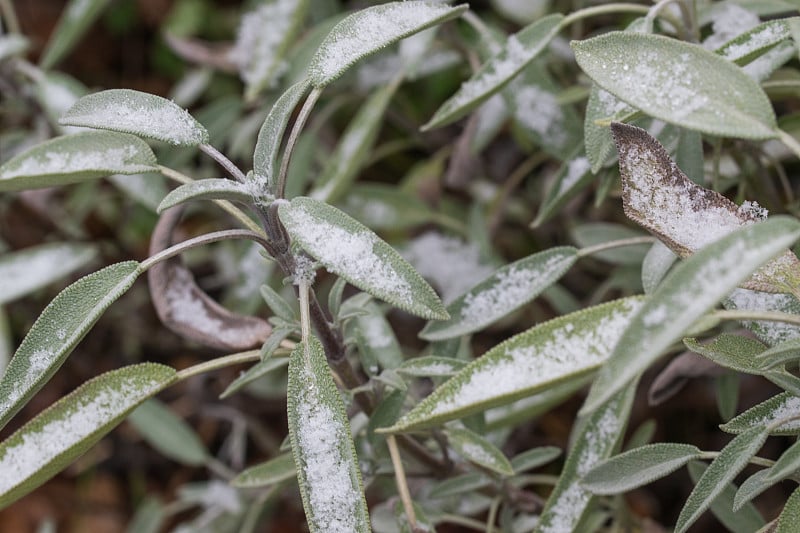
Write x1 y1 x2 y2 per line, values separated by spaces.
612 122 800 294
420 247 578 341
733 469 773 513
722 392 800 436
683 334 768 374
572 32 777 139
0 34 29 62
582 443 701 495
688 461 766 533
127 398 208 466
385 297 642 433
39 0 110 69
430 471 490 499
675 425 767 533
220 353 289 400
0 363 176 509
352 305 404 373
582 218 800 415
397 356 466 378
715 18 795 64
0 132 157 192
128 496 165 533
423 14 564 130
642 241 677 294
0 242 97 305
531 154 593 228
724 289 800 347
340 183 433 231
510 446 562 472
0 261 143 432
231 453 296 488
60 89 209 146
252 80 310 193
571 223 650 266
287 337 370 533
756 338 800 369
533 384 636 533
777 486 800 533
157 179 255 213
445 427 514 476
278 197 448 320
308 1 467 87
584 85 636 173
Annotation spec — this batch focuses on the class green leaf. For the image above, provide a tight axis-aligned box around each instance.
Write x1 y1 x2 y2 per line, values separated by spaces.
231 453 296 488
722 392 800 436
311 81 398 203
352 305 404 373
687 461 766 533
157 179 255 213
531 153 593 228
584 85 636 173
675 425 767 533
260 285 297 322
278 197 448 320
756 337 800 369
252 80 310 193
715 18 795 64
231 0 308 100
533 384 636 533
423 14 563 130
445 427 514 476
308 1 467 86
287 336 370 533
733 469 773 513
0 34 29 62
39 0 110 69
581 443 701 495
127 398 208 466
572 32 778 139
510 446 562 473
127 496 165 533
219 354 289 399
420 247 578 341
397 356 466 378
0 262 142 431
0 132 158 192
0 363 176 510
571 223 650 265
384 297 642 433
429 471 490 499
340 183 433 231
724 289 800 347
0 243 97 305
777 486 800 533
60 89 209 146
641 241 677 294
683 334 767 373
582 217 800 414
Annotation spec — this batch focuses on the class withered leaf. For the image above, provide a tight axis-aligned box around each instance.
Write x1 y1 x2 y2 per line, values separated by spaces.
148 208 271 351
611 121 800 295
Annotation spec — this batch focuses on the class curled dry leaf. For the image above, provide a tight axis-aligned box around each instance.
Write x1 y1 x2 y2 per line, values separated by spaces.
611 121 800 295
148 208 271 351
163 32 238 73
648 351 725 406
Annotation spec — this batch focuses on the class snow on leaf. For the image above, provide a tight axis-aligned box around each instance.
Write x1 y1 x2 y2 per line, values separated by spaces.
384 297 643 433
714 18 793 64
287 337 370 533
421 247 578 341
572 32 777 139
722 392 800 436
308 1 467 86
0 363 176 509
0 132 157 192
445 427 514 476
611 122 800 294
279 197 448 320
60 89 209 146
724 289 800 347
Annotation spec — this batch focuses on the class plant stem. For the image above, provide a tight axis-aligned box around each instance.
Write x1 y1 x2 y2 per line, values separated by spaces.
277 86 322 198
298 280 311 344
577 236 656 258
140 229 272 271
175 350 262 381
387 435 418 531
561 3 650 28
777 128 800 162
710 309 800 328
157 165 266 236
199 143 247 183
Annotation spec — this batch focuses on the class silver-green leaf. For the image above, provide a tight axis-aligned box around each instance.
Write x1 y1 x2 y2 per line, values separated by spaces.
278 197 448 320
0 363 176 510
157 179 255 213
231 453 296 489
715 18 795 64
287 336 370 533
777 486 800 533
60 89 209 146
0 132 158 192
308 1 467 87
445 426 514 476
39 0 110 69
127 398 208 466
722 392 800 436
572 32 778 139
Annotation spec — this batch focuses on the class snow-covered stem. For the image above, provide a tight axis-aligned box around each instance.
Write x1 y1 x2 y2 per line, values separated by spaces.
387 435 418 531
0 0 20 34
199 143 247 183
157 165 266 236
710 309 800 327
577 236 656 258
175 350 262 381
777 128 800 163
277 86 323 198
140 229 273 271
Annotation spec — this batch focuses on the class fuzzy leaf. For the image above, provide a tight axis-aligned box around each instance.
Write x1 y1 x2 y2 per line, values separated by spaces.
0 262 142 432
352 305 404 373
420 247 578 341
582 443 701 495
533 384 636 533
308 1 467 86
127 398 208 466
687 462 766 533
675 425 767 533
287 337 370 533
445 427 514 476
585 85 636 173
0 243 97 305
582 217 800 414
340 183 433 231
252 80 310 193
424 14 563 130
60 89 209 146
384 297 643 433
777 486 800 533
733 469 773 513
756 338 800 369
39 0 110 69
429 471 489 499
572 32 778 138
510 446 562 472
0 132 157 192
0 363 176 509
531 154 593 228
278 197 448 320
683 334 767 374
724 289 800 347
231 453 296 488
715 18 795 64
157 179 255 213
612 122 800 294
722 392 800 436
397 356 466 378
642 241 677 294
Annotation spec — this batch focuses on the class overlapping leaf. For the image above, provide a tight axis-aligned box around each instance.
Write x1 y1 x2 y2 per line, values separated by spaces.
157 178 255 213
721 392 800 436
